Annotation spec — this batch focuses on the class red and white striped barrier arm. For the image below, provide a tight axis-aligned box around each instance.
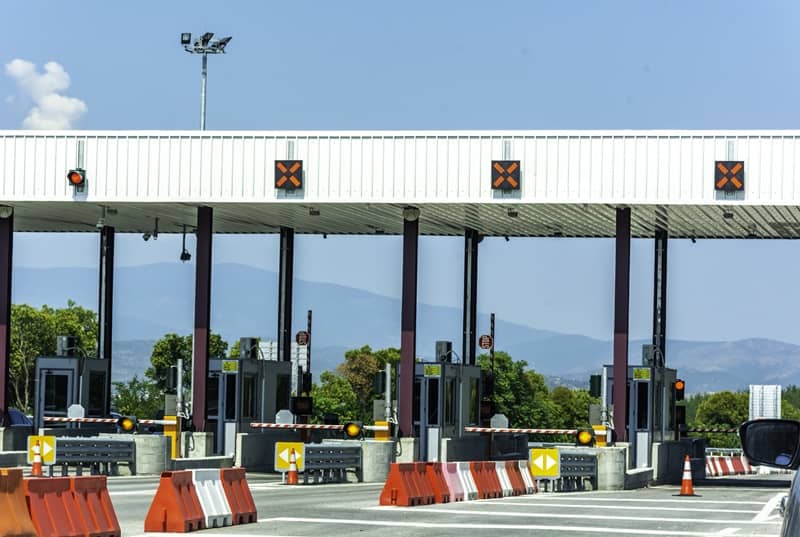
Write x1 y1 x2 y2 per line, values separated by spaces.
43 416 176 426
464 426 578 435
687 428 737 434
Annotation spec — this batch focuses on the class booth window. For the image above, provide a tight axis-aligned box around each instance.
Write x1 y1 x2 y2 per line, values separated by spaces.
276 374 291 412
88 371 106 416
636 382 649 430
241 374 257 419
444 377 456 425
207 375 219 417
44 374 69 412
225 374 236 420
427 378 439 426
469 378 479 425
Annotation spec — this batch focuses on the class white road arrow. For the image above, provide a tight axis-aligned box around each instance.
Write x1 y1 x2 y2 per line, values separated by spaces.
545 454 556 470
279 448 290 463
533 455 544 469
42 442 52 457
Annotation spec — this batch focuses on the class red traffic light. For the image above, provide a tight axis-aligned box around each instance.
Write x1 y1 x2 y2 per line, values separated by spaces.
67 169 85 187
674 379 686 401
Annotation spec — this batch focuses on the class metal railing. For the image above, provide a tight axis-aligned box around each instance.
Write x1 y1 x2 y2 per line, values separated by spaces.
303 443 362 485
50 438 136 476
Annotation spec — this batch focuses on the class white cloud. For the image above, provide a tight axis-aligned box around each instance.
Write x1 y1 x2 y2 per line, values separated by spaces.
5 59 87 129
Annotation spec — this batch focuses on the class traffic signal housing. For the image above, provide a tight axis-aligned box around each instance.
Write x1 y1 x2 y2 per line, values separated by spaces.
67 169 86 191
117 416 137 433
674 379 686 401
343 421 363 439
576 428 595 447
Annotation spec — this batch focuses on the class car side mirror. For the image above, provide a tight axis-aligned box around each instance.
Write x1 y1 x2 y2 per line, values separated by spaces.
739 419 800 469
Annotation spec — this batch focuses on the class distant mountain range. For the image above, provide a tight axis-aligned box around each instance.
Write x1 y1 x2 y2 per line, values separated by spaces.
13 263 800 394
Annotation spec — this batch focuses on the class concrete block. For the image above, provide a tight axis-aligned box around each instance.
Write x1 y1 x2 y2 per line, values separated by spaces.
236 430 300 472
0 451 26 467
596 447 626 490
395 438 419 463
181 432 214 458
624 467 653 489
0 427 32 451
171 456 233 470
99 432 170 475
360 440 393 483
442 436 489 462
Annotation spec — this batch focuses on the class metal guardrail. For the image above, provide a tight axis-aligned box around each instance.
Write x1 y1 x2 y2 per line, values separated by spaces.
303 443 361 485
50 438 136 476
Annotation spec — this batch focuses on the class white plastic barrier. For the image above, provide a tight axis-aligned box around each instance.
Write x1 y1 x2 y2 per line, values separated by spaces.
456 462 478 501
192 469 233 528
494 461 513 497
517 460 536 494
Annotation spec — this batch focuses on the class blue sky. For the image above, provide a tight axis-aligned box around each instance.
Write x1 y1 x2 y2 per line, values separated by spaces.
2 1 800 344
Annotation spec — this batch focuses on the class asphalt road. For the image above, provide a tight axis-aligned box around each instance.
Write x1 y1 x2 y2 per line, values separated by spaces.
108 474 789 537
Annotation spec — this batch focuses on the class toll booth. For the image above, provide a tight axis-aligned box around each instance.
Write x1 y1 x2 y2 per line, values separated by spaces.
34 356 110 431
413 361 482 461
207 357 292 456
601 354 677 469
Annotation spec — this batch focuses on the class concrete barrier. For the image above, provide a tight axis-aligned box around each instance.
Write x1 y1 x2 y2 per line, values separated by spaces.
180 432 214 458
361 440 393 483
0 426 31 451
595 446 626 490
0 451 27 468
395 438 419 463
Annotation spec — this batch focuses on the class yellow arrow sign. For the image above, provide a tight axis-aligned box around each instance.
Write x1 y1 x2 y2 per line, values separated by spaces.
28 435 56 465
529 447 559 478
274 441 304 472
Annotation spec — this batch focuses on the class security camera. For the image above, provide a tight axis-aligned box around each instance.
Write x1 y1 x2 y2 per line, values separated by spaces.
142 232 151 241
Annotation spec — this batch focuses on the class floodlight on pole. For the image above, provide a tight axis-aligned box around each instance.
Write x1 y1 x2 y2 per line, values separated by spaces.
180 31 232 130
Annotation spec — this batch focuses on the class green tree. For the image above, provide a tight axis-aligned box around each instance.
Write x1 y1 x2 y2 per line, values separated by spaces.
145 332 228 392
550 386 597 429
477 351 553 429
112 375 163 419
692 391 749 448
8 301 98 412
310 371 359 423
338 345 381 421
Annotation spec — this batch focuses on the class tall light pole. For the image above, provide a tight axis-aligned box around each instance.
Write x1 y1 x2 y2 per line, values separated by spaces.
180 32 232 130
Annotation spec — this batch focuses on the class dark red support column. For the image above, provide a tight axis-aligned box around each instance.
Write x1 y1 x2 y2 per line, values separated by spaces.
277 227 295 363
462 229 479 366
192 207 213 433
399 208 419 438
97 225 115 415
0 211 11 423
613 208 631 442
652 229 668 364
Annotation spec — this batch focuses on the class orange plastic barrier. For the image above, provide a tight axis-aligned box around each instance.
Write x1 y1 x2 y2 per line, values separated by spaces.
413 463 435 505
470 462 500 499
424 463 451 504
24 476 83 537
71 476 121 537
0 468 37 537
380 463 426 506
731 456 746 475
144 471 205 533
219 468 257 525
504 461 526 496
483 462 503 498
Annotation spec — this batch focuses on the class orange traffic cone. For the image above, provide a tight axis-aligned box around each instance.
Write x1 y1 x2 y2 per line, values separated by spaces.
287 448 298 485
31 440 43 477
675 455 699 496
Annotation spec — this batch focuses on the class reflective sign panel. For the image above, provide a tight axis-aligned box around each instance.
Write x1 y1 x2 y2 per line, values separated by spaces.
714 161 744 192
491 160 521 191
275 160 303 190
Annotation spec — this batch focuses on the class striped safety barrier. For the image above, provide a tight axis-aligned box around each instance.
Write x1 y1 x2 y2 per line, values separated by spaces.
145 468 257 532
43 416 176 426
249 422 389 431
705 455 757 477
464 426 578 435
380 459 537 507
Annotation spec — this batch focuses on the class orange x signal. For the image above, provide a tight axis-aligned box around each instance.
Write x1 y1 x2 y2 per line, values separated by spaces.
715 161 743 191
492 161 520 190
276 161 302 188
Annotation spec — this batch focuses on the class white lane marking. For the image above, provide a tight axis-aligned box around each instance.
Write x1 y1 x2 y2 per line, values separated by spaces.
253 517 753 536
475 501 759 514
365 506 781 526
753 492 786 522
507 496 773 505
715 529 740 535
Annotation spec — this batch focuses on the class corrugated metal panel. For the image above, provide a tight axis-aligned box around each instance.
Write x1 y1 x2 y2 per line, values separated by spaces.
3 131 800 205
